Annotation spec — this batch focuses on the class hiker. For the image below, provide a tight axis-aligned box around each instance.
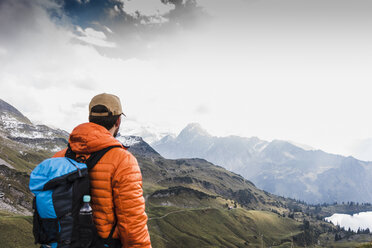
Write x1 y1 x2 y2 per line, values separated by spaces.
53 93 152 247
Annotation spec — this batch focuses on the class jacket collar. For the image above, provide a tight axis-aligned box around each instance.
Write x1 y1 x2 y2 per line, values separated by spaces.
69 122 122 154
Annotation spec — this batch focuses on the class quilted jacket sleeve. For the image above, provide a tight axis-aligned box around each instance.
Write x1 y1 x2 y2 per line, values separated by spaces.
112 151 151 248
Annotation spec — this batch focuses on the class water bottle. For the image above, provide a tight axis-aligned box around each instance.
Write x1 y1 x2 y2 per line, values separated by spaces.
79 195 93 248
80 195 93 215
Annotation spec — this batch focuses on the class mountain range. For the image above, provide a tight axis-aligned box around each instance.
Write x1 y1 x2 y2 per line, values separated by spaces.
153 123 372 204
1 99 372 247
0 99 68 155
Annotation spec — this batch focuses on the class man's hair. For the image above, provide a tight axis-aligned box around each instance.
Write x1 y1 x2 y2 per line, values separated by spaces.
89 105 120 130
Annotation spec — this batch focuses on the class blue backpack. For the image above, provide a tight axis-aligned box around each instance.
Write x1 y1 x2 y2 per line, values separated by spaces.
29 145 122 248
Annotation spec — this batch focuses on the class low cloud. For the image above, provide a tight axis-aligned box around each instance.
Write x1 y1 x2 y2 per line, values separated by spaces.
72 102 87 109
0 47 7 56
350 139 372 161
1 0 372 156
195 104 209 115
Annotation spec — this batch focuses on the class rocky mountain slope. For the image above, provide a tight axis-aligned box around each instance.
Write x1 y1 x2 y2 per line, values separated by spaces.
0 134 326 247
1 134 371 247
1 100 372 247
0 99 69 172
153 123 372 204
0 99 69 150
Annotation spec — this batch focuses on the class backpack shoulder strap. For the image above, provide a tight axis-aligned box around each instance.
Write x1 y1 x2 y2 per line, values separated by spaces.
85 145 123 170
65 144 77 160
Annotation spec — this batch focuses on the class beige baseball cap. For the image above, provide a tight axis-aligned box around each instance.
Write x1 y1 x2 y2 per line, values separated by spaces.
89 93 125 117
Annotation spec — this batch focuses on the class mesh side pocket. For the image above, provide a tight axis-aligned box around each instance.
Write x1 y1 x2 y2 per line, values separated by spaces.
39 218 59 244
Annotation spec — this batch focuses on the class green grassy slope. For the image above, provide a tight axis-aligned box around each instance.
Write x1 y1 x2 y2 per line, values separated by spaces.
0 207 369 248
148 207 301 248
0 212 38 248
138 155 290 213
0 207 299 248
0 136 52 172
0 138 371 247
317 232 372 248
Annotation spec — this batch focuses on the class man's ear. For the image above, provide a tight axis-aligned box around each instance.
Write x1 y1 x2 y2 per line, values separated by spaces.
115 116 121 127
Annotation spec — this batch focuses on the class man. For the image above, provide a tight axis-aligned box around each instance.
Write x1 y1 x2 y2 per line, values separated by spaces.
54 93 152 248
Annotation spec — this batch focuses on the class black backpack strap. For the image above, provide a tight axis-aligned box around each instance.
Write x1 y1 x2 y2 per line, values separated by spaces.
65 144 122 169
86 146 122 247
65 144 76 160
103 223 117 247
85 145 122 170
101 222 122 248
64 144 122 247
65 144 88 163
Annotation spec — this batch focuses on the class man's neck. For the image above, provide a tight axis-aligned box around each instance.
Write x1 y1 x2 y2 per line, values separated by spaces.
108 126 116 137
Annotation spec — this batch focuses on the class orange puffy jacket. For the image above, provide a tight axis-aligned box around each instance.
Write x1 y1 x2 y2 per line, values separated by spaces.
54 122 151 248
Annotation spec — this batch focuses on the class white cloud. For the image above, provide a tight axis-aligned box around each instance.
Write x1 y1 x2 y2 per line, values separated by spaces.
349 139 372 161
76 27 116 48
76 0 90 4
1 0 372 158
105 26 114 34
195 104 209 115
0 47 7 56
121 0 174 16
140 16 169 25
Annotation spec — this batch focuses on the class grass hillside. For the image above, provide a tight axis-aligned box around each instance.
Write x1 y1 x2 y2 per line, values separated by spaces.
137 154 290 213
0 136 52 172
148 208 300 248
0 136 371 247
0 211 38 248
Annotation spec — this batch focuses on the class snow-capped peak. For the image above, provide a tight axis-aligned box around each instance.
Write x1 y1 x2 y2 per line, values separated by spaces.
286 140 315 151
116 135 141 147
178 123 211 139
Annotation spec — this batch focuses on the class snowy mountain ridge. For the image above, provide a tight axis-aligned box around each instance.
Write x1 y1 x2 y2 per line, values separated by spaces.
120 118 173 145
154 123 372 204
0 99 158 155
0 103 69 152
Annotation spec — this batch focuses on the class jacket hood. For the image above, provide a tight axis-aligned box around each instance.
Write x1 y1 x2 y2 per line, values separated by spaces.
69 122 122 154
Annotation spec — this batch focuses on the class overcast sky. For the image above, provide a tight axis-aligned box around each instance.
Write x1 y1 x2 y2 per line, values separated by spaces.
1 0 372 159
